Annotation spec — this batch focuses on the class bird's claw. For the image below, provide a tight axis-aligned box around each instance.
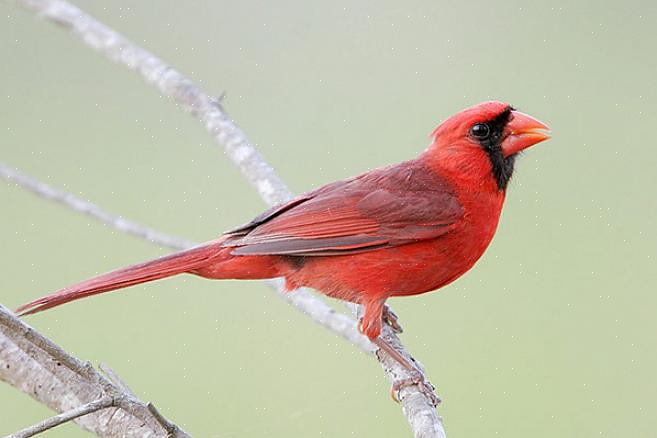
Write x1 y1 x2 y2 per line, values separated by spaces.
382 305 403 334
391 370 441 407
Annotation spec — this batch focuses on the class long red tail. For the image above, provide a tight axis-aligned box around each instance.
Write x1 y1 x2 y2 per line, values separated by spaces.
17 240 226 316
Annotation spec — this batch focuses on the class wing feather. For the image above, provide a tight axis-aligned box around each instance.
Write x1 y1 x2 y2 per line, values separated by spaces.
223 161 463 256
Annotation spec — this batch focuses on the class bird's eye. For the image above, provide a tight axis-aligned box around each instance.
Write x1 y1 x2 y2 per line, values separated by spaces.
470 123 490 139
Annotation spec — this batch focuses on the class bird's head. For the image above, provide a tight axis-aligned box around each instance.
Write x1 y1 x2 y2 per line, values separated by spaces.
426 101 550 191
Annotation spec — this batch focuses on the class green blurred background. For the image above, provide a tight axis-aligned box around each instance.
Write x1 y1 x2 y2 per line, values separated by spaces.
2 0 656 436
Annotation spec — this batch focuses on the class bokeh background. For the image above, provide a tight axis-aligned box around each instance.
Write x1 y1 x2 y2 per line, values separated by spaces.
2 1 656 436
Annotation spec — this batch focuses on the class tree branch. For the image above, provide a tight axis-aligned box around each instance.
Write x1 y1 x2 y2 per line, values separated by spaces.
0 304 192 438
6 0 447 436
7 396 116 438
0 163 195 250
17 0 291 207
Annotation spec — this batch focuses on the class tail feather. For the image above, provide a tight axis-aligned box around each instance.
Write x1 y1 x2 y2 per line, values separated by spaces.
17 240 225 316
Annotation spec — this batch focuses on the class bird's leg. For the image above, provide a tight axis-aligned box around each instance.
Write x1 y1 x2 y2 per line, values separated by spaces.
371 336 415 371
359 299 440 406
372 337 441 406
382 304 403 333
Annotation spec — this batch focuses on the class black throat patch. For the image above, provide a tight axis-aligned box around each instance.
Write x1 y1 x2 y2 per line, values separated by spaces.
475 106 516 191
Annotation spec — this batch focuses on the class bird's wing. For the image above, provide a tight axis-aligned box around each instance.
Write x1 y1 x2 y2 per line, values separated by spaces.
223 162 463 256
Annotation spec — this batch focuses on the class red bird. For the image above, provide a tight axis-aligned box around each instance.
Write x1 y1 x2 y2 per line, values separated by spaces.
17 101 549 399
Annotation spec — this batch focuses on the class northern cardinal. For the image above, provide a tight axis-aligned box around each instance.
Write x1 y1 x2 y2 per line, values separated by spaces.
17 101 549 401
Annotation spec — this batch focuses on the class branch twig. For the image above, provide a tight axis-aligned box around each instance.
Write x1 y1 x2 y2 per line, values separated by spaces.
7 396 116 438
6 0 447 436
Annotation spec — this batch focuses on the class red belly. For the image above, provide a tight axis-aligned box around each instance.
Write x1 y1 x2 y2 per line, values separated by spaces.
285 216 499 303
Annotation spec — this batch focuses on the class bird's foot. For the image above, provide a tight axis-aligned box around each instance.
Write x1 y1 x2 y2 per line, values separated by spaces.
382 304 403 334
391 370 441 407
371 337 441 406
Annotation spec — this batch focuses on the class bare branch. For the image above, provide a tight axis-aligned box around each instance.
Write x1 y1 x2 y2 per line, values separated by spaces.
7 396 116 438
268 278 375 354
145 403 185 438
0 304 192 437
8 0 447 436
99 363 137 398
17 0 291 207
0 162 194 251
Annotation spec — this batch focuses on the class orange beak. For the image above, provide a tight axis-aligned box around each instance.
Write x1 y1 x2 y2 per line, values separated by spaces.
502 111 551 157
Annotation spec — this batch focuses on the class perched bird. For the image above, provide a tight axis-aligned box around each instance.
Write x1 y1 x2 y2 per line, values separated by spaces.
17 101 549 402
